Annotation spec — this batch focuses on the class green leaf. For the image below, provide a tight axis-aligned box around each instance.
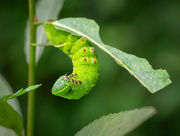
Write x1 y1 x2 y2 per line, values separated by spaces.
75 107 156 136
0 102 23 136
0 74 24 135
52 17 172 93
0 84 41 102
24 0 65 63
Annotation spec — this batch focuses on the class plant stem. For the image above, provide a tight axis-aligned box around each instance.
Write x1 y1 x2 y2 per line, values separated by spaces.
27 0 36 135
33 21 49 26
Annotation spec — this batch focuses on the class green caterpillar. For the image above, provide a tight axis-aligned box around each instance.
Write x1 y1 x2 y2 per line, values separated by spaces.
43 23 99 99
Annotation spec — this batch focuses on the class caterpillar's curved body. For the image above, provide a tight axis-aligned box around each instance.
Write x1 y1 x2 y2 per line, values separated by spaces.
44 23 99 99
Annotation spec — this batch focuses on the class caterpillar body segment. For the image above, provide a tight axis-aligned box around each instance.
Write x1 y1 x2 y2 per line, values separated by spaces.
44 23 99 99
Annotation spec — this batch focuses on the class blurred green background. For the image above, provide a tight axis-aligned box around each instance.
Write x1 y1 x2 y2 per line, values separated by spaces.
0 0 180 135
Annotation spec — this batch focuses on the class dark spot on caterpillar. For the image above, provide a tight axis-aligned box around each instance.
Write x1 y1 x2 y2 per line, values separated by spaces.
71 78 74 83
73 59 76 62
48 20 54 22
74 73 77 76
69 74 74 78
75 80 78 84
91 47 95 52
52 39 54 42
83 47 86 52
68 89 72 93
86 90 89 93
92 59 96 63
67 49 70 52
65 76 69 80
81 37 85 41
84 57 87 61
71 53 74 56
71 34 75 37
78 80 82 84
60 43 62 45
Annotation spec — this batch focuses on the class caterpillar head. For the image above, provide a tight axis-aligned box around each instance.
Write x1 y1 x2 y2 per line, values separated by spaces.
51 75 71 97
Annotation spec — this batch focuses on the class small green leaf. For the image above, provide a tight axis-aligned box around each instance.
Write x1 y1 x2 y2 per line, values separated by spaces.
14 84 41 97
75 107 156 136
24 0 65 63
0 84 41 102
0 102 23 136
52 18 172 93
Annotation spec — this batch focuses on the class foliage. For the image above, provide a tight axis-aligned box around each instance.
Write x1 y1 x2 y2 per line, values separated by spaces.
75 107 156 136
0 102 23 136
0 0 178 136
0 85 41 102
0 76 41 135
